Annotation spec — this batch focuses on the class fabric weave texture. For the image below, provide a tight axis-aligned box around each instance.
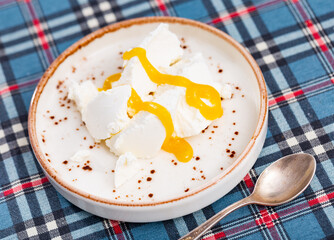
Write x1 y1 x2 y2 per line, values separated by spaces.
0 0 334 239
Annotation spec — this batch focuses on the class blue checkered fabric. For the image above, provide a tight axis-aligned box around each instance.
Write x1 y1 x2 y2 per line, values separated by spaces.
1 0 334 239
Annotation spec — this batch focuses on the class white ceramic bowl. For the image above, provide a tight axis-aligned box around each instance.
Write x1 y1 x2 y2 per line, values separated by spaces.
28 17 267 222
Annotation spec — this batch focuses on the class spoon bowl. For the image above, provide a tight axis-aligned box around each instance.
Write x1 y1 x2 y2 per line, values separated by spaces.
251 153 316 206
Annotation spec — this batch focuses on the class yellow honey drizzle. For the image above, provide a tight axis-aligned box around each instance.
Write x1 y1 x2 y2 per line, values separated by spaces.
98 73 121 91
127 89 193 162
123 47 223 120
101 47 223 162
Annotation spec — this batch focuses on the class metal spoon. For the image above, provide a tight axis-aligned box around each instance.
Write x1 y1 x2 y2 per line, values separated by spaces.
179 153 316 240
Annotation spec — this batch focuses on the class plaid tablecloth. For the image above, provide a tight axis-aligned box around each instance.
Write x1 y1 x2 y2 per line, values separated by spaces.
1 0 334 239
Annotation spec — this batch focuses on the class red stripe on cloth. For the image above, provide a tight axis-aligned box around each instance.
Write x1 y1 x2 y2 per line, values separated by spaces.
0 84 19 95
3 177 49 196
0 78 40 96
243 174 254 188
155 0 167 12
211 6 256 24
109 220 123 235
255 209 279 229
331 79 334 84
268 89 304 106
308 192 334 206
202 231 226 240
32 19 50 50
305 20 328 52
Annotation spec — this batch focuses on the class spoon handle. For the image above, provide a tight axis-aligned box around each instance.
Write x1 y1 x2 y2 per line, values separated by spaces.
179 196 253 240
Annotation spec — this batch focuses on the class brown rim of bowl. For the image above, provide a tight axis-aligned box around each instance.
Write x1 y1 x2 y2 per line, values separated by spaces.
28 16 267 207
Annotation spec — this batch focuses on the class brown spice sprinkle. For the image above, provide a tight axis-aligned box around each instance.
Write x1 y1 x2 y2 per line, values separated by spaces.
232 110 236 113
195 156 200 161
119 51 123 55
211 131 215 133
138 180 141 183
113 190 116 193
89 145 94 149
213 126 218 128
148 193 153 198
118 66 123 70
182 45 187 49
147 177 152 181
67 106 70 109
45 153 49 156
149 91 154 96
192 178 195 181
218 69 223 73
83 137 86 140
42 139 45 143
82 165 92 171
111 170 115 173
235 86 240 90
201 130 205 133
47 159 51 162
220 167 224 170
221 97 223 101
46 110 50 113
185 188 189 192
64 117 68 120
150 170 155 174
235 131 239 135
54 122 58 125
72 66 76 73
209 137 212 139
242 94 245 98
229 143 232 146
174 162 177 165
226 149 230 153
233 122 236 125
200 170 203 173
232 138 235 141
193 167 196 170
50 116 55 120
56 80 64 89
76 128 79 131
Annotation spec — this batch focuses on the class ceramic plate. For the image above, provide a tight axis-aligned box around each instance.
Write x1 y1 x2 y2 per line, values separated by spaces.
29 17 267 222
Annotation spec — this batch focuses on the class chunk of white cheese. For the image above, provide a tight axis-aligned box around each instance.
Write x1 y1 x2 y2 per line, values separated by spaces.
114 152 141 188
83 85 132 140
106 111 166 158
70 150 91 162
68 80 98 115
106 85 183 158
